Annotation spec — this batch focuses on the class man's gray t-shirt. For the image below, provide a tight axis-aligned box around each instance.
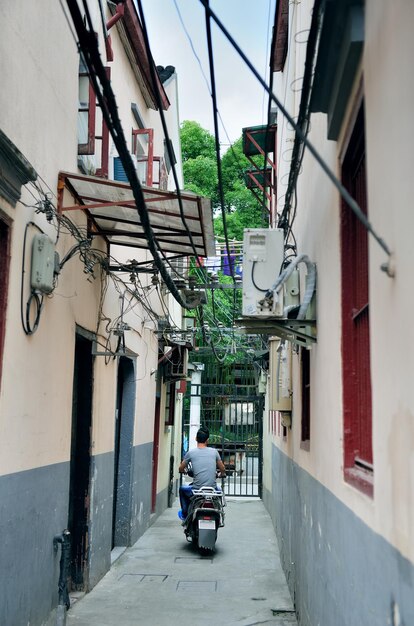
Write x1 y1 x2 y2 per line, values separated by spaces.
183 447 220 489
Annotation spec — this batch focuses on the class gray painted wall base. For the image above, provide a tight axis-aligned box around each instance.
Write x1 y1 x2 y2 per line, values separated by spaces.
0 441 166 626
0 462 68 626
263 444 414 626
130 441 153 544
88 452 114 589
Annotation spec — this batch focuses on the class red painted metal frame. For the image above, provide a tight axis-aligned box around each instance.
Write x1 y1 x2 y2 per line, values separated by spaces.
245 171 272 204
245 130 277 171
244 128 277 217
57 171 210 256
340 102 373 498
0 214 11 391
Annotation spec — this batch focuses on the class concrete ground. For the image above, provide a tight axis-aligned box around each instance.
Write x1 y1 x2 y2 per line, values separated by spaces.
67 498 297 626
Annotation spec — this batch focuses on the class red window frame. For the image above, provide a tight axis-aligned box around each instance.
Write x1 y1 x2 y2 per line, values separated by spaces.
0 215 11 390
132 128 154 187
78 68 110 177
340 100 373 497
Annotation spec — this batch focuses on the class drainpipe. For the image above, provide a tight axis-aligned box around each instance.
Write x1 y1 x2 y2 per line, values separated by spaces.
106 1 125 31
53 529 71 626
188 363 204 450
105 2 125 61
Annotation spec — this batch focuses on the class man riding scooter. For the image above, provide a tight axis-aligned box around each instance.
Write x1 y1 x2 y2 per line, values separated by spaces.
178 427 226 520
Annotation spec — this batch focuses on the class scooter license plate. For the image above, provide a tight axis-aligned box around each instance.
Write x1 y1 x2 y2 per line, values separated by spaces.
199 519 215 530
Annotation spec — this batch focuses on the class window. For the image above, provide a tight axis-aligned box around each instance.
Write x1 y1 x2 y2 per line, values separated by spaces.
77 59 109 177
0 216 11 390
78 58 96 155
300 348 310 449
340 100 373 496
132 129 154 186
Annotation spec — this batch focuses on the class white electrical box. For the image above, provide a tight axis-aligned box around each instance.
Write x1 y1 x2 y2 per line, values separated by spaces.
242 228 284 317
31 234 55 294
269 339 292 413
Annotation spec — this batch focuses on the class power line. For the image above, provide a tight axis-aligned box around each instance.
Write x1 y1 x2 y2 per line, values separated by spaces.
199 0 392 261
136 0 201 262
66 0 200 309
203 0 235 285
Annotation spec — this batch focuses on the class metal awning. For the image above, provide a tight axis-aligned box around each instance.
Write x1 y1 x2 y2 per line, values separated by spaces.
242 125 277 157
58 171 215 258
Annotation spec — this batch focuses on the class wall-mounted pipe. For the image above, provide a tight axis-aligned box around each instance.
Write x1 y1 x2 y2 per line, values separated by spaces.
53 529 71 625
107 2 125 31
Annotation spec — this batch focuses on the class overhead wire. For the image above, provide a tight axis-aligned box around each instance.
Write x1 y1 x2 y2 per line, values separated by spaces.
203 0 239 358
171 0 247 355
261 0 273 125
22 172 165 346
66 0 200 308
172 0 263 267
276 0 318 242
198 0 392 260
136 0 201 263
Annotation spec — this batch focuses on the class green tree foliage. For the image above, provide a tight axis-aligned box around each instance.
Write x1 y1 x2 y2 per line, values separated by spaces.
180 122 269 367
180 122 267 238
216 137 268 239
182 155 218 201
214 182 267 241
180 120 215 161
220 138 251 191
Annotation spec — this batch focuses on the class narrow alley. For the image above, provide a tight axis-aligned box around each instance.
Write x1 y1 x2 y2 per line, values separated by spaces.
67 498 296 626
2 1 414 625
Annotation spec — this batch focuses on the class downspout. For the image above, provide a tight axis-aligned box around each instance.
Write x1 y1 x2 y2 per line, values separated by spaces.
105 2 125 61
53 529 71 626
107 1 125 31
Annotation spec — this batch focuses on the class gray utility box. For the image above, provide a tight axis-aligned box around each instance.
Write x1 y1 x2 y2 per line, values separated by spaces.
31 233 55 294
242 228 284 317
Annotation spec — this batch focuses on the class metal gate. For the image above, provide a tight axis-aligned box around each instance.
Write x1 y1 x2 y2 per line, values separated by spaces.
182 358 263 497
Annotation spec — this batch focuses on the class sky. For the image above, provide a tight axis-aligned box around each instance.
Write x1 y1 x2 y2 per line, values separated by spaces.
141 0 276 146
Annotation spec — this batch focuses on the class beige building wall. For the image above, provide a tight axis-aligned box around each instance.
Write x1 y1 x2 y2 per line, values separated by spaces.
0 0 184 476
265 0 414 565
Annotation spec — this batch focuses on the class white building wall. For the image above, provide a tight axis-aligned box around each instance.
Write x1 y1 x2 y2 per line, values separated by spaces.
0 2 189 622
264 0 414 568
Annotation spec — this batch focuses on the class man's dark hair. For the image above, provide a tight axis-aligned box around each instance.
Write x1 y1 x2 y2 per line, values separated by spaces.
196 427 209 443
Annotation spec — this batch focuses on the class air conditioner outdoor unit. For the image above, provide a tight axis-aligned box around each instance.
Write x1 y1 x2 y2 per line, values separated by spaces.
242 228 284 317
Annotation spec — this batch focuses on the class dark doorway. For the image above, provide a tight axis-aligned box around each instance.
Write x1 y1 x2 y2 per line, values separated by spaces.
112 357 135 548
68 333 93 590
